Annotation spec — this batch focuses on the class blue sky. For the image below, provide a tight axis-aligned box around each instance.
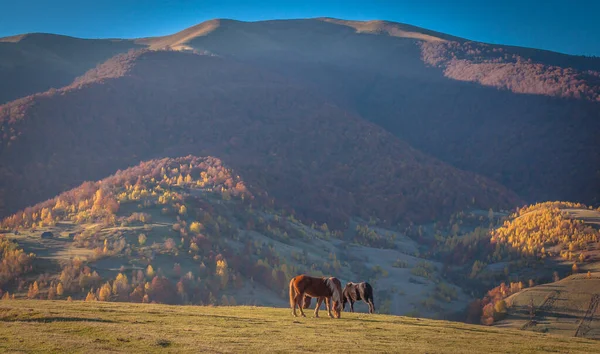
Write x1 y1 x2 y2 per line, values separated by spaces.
1 0 599 56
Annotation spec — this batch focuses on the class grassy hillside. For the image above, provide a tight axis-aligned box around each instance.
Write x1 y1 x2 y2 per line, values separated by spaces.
0 300 598 353
499 273 600 339
439 203 600 330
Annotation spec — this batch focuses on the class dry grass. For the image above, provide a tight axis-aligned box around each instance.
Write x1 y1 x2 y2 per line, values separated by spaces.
0 300 597 353
501 274 600 339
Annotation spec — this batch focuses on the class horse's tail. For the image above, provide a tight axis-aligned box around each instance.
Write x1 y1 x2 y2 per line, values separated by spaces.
365 282 373 296
289 277 297 309
365 282 375 313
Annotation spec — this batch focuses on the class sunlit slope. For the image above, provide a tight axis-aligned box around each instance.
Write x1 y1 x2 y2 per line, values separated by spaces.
0 300 598 353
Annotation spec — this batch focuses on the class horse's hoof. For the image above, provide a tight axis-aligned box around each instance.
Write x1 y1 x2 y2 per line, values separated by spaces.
301 314 306 317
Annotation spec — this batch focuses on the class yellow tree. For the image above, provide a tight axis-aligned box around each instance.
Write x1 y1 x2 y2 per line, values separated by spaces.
216 259 229 288
85 291 97 302
27 281 39 299
98 282 112 301
179 205 187 216
112 273 130 299
146 265 155 278
56 283 64 296
190 222 203 234
138 233 147 246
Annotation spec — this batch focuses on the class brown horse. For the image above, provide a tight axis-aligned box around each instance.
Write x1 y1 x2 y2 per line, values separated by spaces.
343 282 375 314
289 275 343 318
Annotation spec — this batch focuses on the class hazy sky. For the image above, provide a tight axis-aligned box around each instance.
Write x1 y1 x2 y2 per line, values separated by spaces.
1 0 599 56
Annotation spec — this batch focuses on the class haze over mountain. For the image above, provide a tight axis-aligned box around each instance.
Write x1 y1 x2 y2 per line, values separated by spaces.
1 18 598 220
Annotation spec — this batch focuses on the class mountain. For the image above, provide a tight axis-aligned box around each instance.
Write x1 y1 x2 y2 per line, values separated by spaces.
1 18 598 210
0 49 519 226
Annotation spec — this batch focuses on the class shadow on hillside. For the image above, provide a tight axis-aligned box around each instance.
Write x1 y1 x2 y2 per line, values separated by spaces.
0 316 115 323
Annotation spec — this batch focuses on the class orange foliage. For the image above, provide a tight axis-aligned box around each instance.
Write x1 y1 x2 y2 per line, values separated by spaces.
491 202 599 258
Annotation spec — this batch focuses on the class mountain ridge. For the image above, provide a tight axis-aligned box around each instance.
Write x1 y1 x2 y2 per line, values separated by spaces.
1 17 599 218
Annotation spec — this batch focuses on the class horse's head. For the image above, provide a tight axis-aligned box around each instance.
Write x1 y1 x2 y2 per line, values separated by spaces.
333 299 342 318
328 277 343 318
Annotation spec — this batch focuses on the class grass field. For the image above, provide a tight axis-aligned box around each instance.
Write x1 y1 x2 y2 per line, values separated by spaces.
0 300 598 353
500 274 600 339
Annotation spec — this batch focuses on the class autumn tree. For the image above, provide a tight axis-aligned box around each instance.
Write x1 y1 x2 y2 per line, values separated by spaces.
112 273 130 300
146 265 155 278
216 258 229 289
27 281 39 299
56 282 64 296
85 290 97 302
190 222 203 234
47 283 57 300
98 282 112 301
149 276 177 304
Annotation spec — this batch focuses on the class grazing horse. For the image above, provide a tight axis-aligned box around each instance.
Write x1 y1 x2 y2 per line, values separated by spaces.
289 275 343 318
343 282 375 314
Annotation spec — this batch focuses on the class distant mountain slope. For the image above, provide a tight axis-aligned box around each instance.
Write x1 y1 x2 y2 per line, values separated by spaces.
133 18 600 205
0 50 519 226
1 17 599 207
0 33 141 104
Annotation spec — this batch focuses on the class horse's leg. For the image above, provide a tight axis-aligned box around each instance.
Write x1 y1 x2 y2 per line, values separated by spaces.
314 297 324 318
292 294 298 317
325 297 334 318
368 297 375 314
350 300 355 312
298 293 307 317
291 285 298 317
294 292 306 317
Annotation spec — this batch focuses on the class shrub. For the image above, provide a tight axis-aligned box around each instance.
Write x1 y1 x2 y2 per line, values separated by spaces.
138 233 147 246
392 259 409 268
410 262 436 280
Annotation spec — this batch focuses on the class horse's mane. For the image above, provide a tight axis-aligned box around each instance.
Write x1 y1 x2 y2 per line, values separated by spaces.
326 277 342 302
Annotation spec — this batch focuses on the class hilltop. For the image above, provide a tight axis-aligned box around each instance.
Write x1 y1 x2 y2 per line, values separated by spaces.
0 300 598 353
0 33 141 104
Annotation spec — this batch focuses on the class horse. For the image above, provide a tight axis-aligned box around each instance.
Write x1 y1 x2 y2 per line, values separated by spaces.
289 275 343 318
343 282 375 314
